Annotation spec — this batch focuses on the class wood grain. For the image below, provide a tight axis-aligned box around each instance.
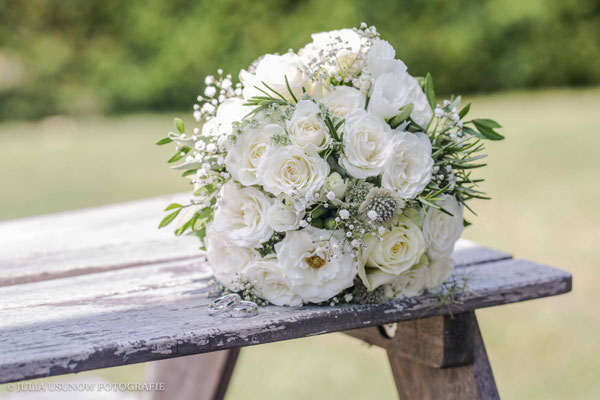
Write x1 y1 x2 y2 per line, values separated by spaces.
387 316 499 400
0 193 199 286
0 255 570 384
344 312 475 368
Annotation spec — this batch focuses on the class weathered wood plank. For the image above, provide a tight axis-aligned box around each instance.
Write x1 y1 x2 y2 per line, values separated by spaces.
0 256 570 384
0 193 198 286
0 194 509 287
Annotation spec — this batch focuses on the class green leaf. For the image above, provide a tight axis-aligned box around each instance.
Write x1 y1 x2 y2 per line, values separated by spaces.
388 103 414 129
155 137 173 145
284 75 298 103
182 169 198 177
164 203 182 211
311 205 328 219
310 218 324 228
159 209 181 228
167 146 190 163
458 103 471 119
472 121 505 140
193 183 218 197
198 206 213 220
472 118 502 128
424 73 435 110
174 118 185 134
463 219 472 227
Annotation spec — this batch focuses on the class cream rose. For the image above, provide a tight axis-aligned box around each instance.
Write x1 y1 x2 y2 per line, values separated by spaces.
368 72 433 127
286 100 331 152
212 180 273 248
359 215 427 290
366 39 407 78
225 124 280 186
201 97 247 137
424 257 454 289
299 29 362 74
323 172 347 201
257 146 329 198
267 198 304 232
275 227 357 303
243 257 302 306
205 226 257 291
321 86 366 119
382 131 434 199
422 195 464 260
388 266 428 298
240 53 309 101
339 109 393 179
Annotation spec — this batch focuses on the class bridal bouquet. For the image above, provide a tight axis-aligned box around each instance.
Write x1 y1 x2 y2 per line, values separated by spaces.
157 24 504 307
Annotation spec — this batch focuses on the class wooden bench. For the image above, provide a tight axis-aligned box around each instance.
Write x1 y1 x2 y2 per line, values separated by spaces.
0 194 572 399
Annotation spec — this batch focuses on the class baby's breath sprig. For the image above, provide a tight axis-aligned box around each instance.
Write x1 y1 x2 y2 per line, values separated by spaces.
193 69 241 122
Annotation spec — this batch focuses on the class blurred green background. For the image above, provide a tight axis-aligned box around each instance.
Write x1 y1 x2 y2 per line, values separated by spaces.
0 0 599 399
1 0 600 120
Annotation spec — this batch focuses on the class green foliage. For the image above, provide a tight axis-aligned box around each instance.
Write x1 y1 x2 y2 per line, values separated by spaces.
0 0 599 120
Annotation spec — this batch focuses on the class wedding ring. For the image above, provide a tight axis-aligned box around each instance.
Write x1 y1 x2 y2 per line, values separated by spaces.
226 300 259 318
208 293 241 315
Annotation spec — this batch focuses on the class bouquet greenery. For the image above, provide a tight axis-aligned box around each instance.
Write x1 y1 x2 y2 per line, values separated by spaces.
157 24 503 307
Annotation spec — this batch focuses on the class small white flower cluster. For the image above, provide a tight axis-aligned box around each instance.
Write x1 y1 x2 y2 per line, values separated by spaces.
193 69 243 122
161 25 501 307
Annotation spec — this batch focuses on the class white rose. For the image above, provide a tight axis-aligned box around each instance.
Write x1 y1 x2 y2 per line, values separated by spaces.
388 266 428 298
299 29 362 74
321 86 366 119
286 100 331 152
323 172 347 201
225 123 280 186
358 215 427 290
422 195 464 260
339 109 393 179
382 131 434 199
201 97 247 137
212 180 273 248
267 198 304 232
275 227 357 303
257 145 329 198
240 53 309 101
243 257 302 306
205 226 257 291
424 257 454 289
366 39 407 78
368 72 433 127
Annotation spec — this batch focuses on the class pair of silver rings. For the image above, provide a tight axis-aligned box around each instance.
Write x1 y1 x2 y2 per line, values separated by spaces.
208 293 258 318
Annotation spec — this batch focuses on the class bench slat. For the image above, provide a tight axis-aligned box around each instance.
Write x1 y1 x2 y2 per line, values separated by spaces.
0 194 510 287
0 255 570 384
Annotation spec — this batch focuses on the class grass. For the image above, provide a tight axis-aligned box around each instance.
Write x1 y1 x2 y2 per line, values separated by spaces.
0 87 599 399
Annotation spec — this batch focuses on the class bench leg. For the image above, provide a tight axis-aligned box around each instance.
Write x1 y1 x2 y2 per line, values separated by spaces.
143 349 239 400
344 312 499 400
387 320 499 400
